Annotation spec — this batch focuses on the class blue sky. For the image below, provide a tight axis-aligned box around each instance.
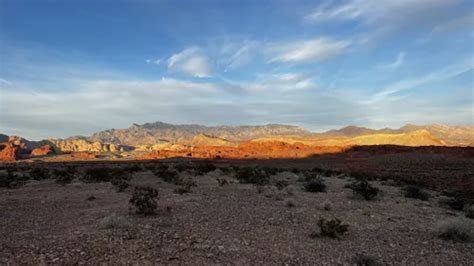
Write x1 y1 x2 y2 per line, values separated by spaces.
0 0 473 140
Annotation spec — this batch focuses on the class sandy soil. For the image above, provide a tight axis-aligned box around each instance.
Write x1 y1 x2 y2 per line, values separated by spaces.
1 167 472 264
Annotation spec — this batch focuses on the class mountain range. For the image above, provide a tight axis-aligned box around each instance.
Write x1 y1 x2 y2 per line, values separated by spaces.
1 122 473 157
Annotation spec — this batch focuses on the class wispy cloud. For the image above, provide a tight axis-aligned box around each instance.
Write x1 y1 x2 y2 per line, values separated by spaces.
167 47 212 77
305 0 457 25
370 60 473 102
145 58 162 65
378 52 406 70
268 38 351 63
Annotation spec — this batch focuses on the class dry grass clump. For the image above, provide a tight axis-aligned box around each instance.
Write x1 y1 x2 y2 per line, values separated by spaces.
402 185 430 201
99 213 131 229
435 218 473 243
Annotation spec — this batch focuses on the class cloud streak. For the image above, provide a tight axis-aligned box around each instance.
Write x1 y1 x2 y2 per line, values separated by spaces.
167 47 212 77
268 38 351 63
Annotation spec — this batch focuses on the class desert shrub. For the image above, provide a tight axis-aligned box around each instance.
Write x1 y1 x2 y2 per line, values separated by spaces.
0 171 21 188
82 167 115 183
312 167 341 177
194 161 216 175
311 217 349 238
173 163 193 172
350 171 376 181
435 218 473 242
303 178 326 193
235 167 270 185
216 177 229 186
99 213 131 229
54 168 76 185
321 200 332 211
465 205 474 219
111 177 130 192
29 168 49 180
302 171 320 182
124 164 142 173
261 167 281 176
174 178 196 194
285 198 296 207
350 254 379 266
349 180 379 200
129 187 159 215
402 185 430 201
154 169 181 184
218 166 234 176
274 180 289 190
438 196 465 211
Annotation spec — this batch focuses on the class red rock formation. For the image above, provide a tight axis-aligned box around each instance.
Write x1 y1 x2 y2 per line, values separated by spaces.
0 143 20 161
138 141 349 160
31 144 55 157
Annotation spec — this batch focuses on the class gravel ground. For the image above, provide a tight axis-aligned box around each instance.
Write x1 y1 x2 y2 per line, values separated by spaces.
0 169 473 264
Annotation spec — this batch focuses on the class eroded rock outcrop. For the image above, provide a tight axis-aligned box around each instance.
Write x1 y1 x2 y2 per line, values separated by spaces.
31 144 55 157
49 139 124 153
0 142 21 161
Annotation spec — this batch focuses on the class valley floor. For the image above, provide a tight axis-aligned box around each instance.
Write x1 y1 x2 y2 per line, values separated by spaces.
1 160 473 264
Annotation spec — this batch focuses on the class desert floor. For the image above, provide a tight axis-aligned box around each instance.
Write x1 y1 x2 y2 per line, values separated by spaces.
1 155 473 264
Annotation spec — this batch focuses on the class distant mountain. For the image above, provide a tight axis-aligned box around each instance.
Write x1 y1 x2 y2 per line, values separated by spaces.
324 124 473 146
88 121 311 145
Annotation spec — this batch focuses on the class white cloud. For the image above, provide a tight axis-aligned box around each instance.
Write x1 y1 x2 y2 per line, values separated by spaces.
378 52 406 70
305 0 457 25
268 38 351 63
167 47 212 77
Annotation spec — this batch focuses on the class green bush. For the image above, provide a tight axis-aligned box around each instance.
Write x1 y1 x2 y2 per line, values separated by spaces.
402 185 430 201
154 169 181 185
311 217 349 238
0 171 22 189
194 161 216 175
30 168 50 180
349 180 379 200
303 178 326 193
129 187 159 215
235 167 270 185
54 168 76 185
111 177 130 192
82 168 115 183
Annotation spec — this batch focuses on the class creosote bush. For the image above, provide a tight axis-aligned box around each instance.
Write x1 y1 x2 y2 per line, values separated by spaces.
29 168 49 181
311 217 349 238
235 167 270 185
82 167 115 183
0 171 22 189
111 176 130 192
465 205 474 219
194 161 216 175
54 167 77 185
303 178 326 193
402 185 430 201
349 180 379 200
350 254 379 266
435 218 473 243
129 187 159 215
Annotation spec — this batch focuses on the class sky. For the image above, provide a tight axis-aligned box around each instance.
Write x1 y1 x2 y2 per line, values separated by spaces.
0 0 473 140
